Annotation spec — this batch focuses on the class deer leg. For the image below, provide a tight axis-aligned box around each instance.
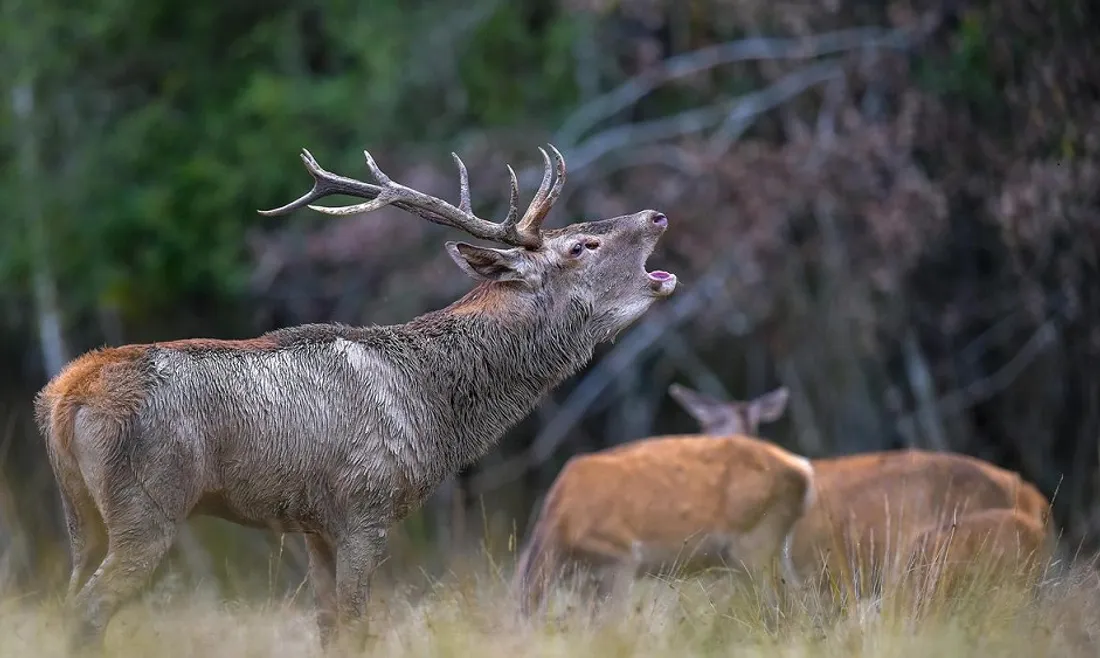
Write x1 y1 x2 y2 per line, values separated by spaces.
588 561 638 622
333 526 388 648
598 552 640 604
756 559 786 631
305 534 338 647
60 488 108 602
49 444 108 603
68 517 178 651
64 447 191 655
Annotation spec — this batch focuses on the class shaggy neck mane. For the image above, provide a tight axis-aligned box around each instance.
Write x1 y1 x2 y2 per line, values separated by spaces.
399 280 596 463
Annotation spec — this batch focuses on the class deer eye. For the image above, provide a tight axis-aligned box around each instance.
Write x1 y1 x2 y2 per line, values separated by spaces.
569 242 585 257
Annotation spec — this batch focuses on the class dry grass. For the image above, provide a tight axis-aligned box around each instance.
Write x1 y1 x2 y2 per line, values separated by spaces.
2 547 1099 658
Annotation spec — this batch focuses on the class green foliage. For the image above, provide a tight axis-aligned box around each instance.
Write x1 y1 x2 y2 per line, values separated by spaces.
458 3 579 127
0 0 581 333
915 11 999 112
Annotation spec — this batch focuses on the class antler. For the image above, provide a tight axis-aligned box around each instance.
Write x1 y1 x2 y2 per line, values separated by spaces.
257 144 567 250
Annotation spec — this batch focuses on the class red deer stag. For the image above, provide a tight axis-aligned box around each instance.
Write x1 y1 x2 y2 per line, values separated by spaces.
35 144 678 651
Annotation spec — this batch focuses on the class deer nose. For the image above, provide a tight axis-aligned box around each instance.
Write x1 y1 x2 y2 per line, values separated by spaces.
651 212 668 227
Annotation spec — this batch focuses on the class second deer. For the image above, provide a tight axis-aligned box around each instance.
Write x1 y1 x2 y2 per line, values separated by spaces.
901 506 1051 612
513 430 815 616
669 383 1054 605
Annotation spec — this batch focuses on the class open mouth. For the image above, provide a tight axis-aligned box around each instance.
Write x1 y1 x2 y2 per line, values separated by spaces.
642 220 677 297
645 267 678 297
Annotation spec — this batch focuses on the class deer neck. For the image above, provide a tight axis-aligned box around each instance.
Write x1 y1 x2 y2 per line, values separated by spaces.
400 283 596 466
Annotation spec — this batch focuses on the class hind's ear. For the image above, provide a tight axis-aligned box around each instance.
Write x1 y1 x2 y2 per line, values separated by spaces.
749 386 790 425
668 383 729 427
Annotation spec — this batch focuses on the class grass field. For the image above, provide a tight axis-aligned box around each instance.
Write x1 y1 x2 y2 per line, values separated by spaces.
2 547 1098 658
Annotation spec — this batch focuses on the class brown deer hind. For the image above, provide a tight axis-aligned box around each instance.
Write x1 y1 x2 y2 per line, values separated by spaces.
668 383 1053 605
514 385 814 617
902 506 1051 611
35 144 678 651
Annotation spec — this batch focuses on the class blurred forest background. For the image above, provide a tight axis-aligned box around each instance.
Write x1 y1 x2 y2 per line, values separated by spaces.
0 0 1097 595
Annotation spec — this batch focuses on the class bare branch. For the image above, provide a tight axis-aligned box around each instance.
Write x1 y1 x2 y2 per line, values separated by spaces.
555 26 919 147
510 23 930 204
778 358 826 455
540 59 845 185
895 321 1059 437
661 330 732 401
706 60 844 159
800 70 849 172
566 102 731 175
901 330 950 451
555 144 703 213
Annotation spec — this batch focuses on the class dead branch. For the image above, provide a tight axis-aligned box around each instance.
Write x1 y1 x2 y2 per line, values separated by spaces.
705 60 845 160
555 26 917 147
661 330 732 400
564 59 845 178
901 330 950 451
895 320 1059 437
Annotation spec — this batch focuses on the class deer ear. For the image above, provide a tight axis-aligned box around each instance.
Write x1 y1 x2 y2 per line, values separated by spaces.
445 241 530 283
668 384 728 425
750 386 790 424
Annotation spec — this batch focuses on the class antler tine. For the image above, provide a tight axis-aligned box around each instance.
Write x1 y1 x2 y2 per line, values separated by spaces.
515 143 567 236
261 146 556 250
543 143 568 209
531 148 555 209
451 153 473 214
502 164 521 229
307 150 399 216
257 149 383 217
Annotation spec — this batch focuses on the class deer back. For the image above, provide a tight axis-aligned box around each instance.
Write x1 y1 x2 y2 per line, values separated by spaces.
535 434 813 571
787 449 1051 593
903 506 1051 603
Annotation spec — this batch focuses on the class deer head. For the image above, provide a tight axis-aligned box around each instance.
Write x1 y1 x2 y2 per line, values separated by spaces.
259 145 677 339
668 384 790 436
